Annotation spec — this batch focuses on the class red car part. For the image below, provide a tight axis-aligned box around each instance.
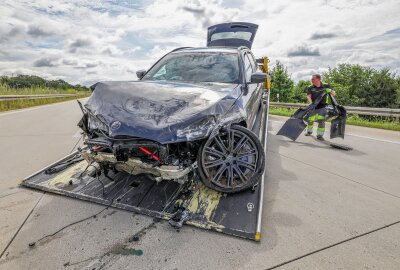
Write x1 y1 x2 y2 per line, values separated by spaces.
138 146 159 161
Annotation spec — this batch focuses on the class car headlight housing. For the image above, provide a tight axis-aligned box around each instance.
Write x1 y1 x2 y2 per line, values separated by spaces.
88 114 109 134
177 116 216 140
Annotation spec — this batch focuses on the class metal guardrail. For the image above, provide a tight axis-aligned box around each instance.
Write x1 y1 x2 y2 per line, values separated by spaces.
0 94 78 101
270 102 400 120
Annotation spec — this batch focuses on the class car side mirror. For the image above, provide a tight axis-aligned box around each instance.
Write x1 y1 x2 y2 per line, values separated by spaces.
250 72 268 84
136 70 146 80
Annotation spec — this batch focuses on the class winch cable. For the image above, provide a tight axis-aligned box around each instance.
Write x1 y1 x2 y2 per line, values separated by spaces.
69 134 83 153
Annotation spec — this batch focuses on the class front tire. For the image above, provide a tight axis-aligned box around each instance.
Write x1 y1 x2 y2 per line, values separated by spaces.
197 125 265 193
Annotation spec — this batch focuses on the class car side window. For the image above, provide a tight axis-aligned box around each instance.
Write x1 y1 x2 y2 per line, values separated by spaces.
153 65 167 79
244 54 253 83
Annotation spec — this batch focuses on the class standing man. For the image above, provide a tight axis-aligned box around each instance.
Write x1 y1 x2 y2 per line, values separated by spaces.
305 74 336 141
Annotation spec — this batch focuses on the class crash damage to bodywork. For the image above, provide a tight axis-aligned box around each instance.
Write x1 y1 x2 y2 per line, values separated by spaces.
78 80 248 186
83 80 245 143
81 151 197 184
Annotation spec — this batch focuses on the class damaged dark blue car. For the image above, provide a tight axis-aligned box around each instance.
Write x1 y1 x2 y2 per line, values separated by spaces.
78 22 267 193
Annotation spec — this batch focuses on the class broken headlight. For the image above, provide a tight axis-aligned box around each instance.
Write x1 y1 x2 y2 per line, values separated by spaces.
177 116 216 140
88 114 109 134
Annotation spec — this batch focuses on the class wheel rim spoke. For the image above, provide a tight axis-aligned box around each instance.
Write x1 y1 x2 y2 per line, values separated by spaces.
204 158 226 169
236 159 256 171
212 164 227 184
236 149 257 159
233 136 248 153
233 164 248 184
214 135 228 154
228 129 235 152
204 146 224 158
226 164 234 187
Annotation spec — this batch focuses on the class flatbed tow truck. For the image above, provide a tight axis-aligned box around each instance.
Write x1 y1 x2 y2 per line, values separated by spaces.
22 54 271 241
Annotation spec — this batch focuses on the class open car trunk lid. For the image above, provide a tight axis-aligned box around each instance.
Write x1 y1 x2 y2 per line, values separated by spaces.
207 22 258 49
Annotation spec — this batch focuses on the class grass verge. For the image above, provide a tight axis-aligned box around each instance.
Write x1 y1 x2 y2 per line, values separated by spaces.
0 83 86 95
269 106 400 132
0 94 91 112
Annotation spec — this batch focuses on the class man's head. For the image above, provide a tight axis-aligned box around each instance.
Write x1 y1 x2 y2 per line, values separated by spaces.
311 74 321 87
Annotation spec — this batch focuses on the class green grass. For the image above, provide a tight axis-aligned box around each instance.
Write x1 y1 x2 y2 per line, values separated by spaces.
269 106 400 131
0 94 91 112
0 83 91 112
345 114 400 131
269 107 295 117
0 83 88 95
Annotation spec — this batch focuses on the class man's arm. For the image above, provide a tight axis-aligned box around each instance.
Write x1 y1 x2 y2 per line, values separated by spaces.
306 86 312 104
325 83 336 96
307 94 312 103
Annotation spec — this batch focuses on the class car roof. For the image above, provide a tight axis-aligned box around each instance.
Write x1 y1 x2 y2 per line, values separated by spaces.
170 46 249 54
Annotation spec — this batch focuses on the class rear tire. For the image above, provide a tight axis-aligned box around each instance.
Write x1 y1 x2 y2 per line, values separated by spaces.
197 125 265 193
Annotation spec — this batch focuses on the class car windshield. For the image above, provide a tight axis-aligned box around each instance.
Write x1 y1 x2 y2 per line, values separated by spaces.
143 52 240 83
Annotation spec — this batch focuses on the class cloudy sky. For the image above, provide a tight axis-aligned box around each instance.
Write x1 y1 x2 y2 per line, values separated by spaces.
1 0 399 85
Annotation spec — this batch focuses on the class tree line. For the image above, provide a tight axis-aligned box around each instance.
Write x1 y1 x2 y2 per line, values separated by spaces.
0 75 88 91
270 61 400 108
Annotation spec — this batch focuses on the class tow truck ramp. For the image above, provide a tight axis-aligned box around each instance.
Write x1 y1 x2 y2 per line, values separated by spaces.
22 98 268 241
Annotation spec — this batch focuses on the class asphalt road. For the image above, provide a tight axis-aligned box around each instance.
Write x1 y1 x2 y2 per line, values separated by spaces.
0 100 399 270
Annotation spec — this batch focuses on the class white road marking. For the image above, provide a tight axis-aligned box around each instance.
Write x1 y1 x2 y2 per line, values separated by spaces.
346 133 400 145
269 119 400 145
0 103 57 117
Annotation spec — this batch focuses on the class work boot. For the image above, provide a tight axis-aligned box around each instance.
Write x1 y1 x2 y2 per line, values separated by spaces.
305 132 312 136
317 135 324 141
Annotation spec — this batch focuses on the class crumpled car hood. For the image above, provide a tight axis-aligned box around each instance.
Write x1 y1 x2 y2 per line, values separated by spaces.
85 80 242 143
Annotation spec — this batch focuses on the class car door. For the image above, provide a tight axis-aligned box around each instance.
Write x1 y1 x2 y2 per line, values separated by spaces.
207 22 258 49
242 51 262 127
247 51 263 112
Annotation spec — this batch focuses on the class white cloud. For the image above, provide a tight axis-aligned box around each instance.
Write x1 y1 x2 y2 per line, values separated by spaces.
0 0 399 85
